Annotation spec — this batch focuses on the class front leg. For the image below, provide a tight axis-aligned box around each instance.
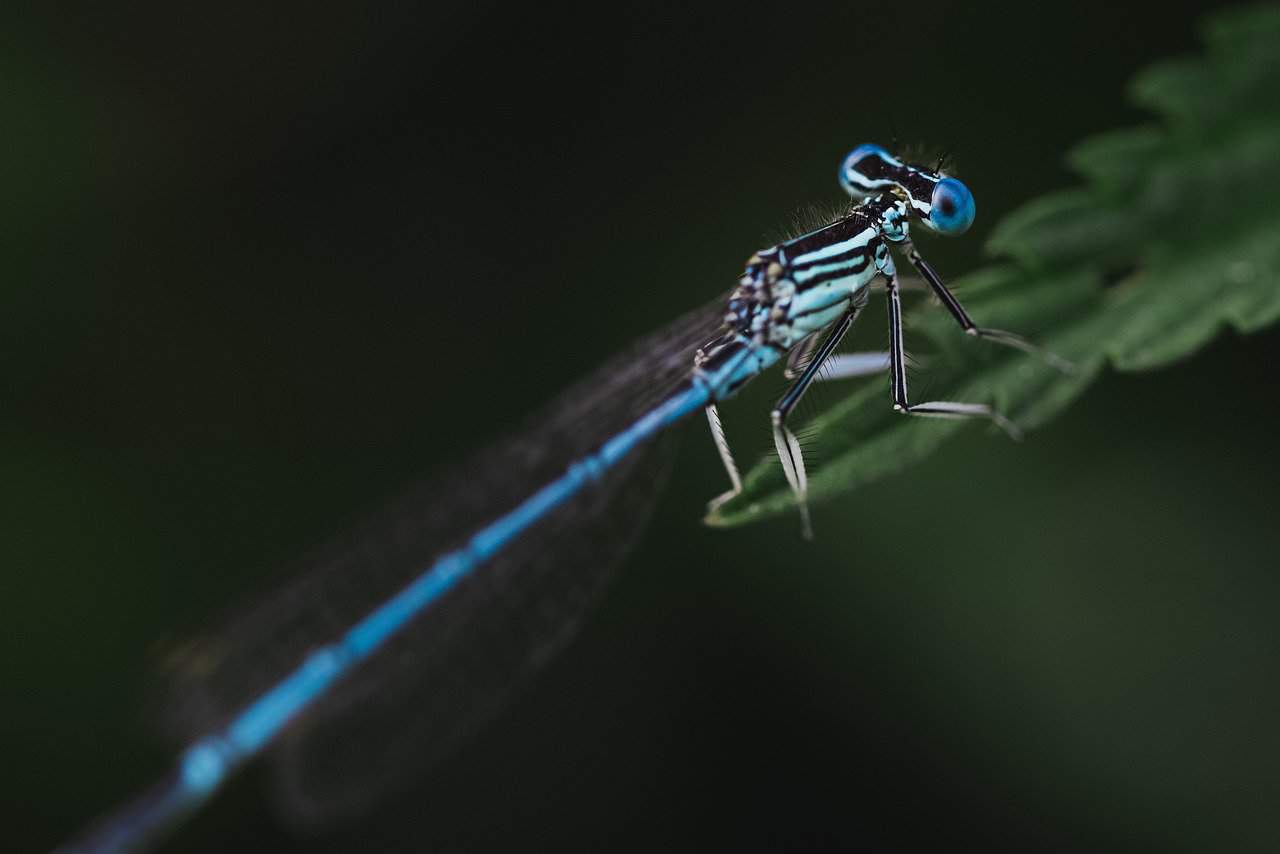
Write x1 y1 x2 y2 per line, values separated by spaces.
885 272 1022 439
903 241 1073 373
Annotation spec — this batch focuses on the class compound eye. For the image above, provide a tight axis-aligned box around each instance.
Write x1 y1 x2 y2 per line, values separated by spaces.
929 177 976 235
839 143 892 195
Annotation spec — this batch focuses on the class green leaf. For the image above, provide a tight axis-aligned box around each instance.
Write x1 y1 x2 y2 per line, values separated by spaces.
709 4 1280 529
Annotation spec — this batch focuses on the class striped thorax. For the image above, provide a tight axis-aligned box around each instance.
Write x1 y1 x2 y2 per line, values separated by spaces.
726 195 904 352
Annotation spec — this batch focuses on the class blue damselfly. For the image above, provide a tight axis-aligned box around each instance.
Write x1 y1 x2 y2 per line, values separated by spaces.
63 145 1054 853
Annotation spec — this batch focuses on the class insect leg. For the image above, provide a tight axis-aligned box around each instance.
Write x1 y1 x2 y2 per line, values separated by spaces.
773 310 856 539
885 272 1022 439
815 351 890 381
902 241 1073 373
697 337 767 516
703 403 744 514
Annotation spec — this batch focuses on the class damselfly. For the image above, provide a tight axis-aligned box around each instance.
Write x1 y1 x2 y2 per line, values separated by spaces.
64 145 1054 852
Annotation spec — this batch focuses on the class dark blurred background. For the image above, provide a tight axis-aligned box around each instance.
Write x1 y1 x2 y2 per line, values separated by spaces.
7 2 1279 851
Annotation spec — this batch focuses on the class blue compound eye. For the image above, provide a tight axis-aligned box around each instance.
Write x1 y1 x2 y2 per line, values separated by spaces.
839 143 892 195
929 177 975 235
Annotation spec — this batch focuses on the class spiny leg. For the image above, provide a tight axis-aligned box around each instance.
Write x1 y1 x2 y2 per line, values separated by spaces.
703 403 744 514
697 338 758 515
903 240 1073 373
773 310 856 540
885 272 1022 439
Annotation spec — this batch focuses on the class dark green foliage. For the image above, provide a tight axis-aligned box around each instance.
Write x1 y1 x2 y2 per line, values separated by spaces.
710 5 1280 527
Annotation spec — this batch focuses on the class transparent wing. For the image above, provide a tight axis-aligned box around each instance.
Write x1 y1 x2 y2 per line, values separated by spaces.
155 297 728 827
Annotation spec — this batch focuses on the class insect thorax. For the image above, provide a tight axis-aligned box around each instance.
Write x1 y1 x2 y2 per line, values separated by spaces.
725 197 903 350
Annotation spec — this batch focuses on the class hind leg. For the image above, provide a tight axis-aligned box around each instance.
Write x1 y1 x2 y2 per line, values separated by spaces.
704 403 744 514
